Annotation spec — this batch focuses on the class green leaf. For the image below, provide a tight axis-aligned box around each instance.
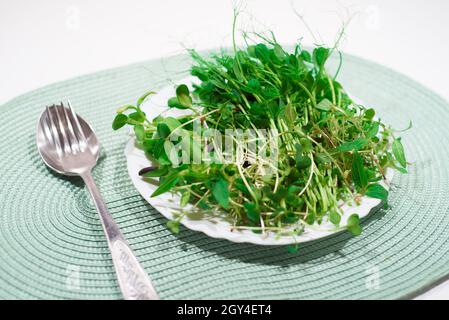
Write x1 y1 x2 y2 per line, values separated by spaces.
315 98 333 112
162 117 182 131
245 78 261 94
129 111 146 123
313 47 329 68
329 210 341 226
305 212 315 225
134 125 145 142
365 183 389 202
247 45 256 57
296 155 311 170
287 244 299 254
180 190 190 207
212 178 230 209
151 175 180 197
244 202 260 223
273 44 285 60
210 79 228 90
263 87 280 100
300 138 313 153
364 108 375 121
397 167 408 174
149 138 165 159
112 114 128 130
166 220 180 234
176 84 192 108
299 50 312 63
140 166 168 177
352 152 368 190
366 122 380 138
136 91 156 107
347 214 362 236
282 212 300 224
335 138 368 152
168 97 189 110
255 43 270 62
392 138 407 168
294 143 302 154
157 123 171 139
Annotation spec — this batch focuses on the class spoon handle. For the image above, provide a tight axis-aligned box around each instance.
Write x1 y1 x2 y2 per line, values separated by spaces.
81 172 159 300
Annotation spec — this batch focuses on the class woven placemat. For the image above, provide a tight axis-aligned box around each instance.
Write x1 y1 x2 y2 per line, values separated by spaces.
0 51 448 300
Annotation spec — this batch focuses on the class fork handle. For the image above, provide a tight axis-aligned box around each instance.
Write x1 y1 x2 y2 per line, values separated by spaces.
81 172 159 300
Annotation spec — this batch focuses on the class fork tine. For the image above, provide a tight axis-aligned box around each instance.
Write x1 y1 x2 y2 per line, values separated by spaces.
41 111 54 146
54 104 71 154
61 101 80 153
46 105 64 157
67 100 87 151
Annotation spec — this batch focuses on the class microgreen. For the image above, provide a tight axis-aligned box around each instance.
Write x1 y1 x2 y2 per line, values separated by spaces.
113 16 408 244
212 178 230 209
392 138 407 168
112 114 128 130
166 220 180 234
365 183 389 203
347 214 362 236
352 152 368 191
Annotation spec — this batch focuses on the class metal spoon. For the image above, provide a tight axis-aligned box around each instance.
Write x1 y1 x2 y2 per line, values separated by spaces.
36 101 159 300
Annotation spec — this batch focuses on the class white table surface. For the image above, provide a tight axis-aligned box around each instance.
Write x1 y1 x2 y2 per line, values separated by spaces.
1 0 447 300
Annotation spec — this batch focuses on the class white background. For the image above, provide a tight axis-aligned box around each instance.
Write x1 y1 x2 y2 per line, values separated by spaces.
1 0 448 299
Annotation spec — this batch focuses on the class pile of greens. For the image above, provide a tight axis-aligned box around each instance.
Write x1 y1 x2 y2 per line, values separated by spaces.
113 33 407 239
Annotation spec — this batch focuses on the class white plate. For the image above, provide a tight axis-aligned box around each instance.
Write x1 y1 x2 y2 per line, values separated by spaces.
124 77 392 245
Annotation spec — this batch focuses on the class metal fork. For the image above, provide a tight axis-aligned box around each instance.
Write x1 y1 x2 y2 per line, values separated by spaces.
36 101 159 300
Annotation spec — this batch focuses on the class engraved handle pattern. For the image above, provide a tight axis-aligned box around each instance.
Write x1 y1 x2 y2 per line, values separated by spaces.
82 172 159 300
111 240 159 300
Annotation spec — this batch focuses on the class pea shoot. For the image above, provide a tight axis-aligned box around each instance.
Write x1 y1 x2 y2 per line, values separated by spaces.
113 25 407 240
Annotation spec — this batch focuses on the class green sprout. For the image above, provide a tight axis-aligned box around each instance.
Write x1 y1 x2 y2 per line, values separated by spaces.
113 21 408 241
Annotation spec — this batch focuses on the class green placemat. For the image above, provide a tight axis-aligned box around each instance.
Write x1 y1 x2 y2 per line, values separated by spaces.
0 51 448 300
